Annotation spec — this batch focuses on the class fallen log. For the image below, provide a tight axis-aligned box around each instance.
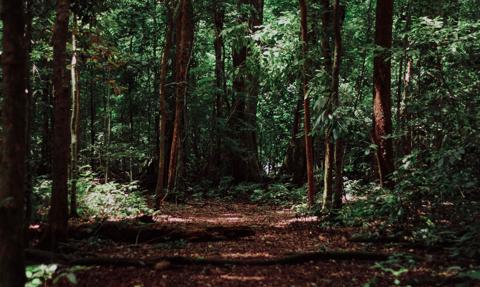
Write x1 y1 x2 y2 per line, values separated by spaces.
26 249 395 268
70 222 255 244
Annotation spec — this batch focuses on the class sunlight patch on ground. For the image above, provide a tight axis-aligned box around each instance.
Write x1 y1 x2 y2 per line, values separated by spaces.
220 275 266 281
221 252 273 259
156 214 247 224
275 216 318 227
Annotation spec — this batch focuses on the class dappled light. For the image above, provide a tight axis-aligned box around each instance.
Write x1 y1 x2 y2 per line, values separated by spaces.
0 0 479 286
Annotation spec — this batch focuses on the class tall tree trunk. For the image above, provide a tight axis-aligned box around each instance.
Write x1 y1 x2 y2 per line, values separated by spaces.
167 0 194 193
155 1 175 207
373 0 395 189
299 0 316 207
104 83 111 184
331 0 344 210
0 0 28 285
25 0 34 232
320 0 334 211
227 0 262 183
70 16 80 218
89 69 96 168
211 0 226 179
42 0 71 250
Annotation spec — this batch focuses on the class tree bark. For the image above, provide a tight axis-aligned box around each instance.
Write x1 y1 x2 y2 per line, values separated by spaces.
25 0 34 232
299 0 316 207
167 0 194 193
211 0 227 180
373 0 395 189
227 0 262 183
331 0 344 209
0 0 28 285
70 16 80 218
43 0 71 249
320 0 334 210
155 1 175 207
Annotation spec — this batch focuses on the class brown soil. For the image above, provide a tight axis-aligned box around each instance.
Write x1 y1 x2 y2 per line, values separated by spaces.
48 202 479 287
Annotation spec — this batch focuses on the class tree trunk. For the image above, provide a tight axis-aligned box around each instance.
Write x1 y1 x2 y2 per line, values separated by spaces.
0 0 28 285
43 0 71 249
70 16 80 218
25 0 34 232
281 88 306 185
104 82 112 184
331 0 344 210
155 1 175 207
167 0 194 193
319 0 334 210
227 0 262 183
299 0 316 207
373 0 395 189
211 0 226 180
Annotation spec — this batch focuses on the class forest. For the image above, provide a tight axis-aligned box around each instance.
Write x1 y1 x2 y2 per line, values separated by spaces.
0 0 479 286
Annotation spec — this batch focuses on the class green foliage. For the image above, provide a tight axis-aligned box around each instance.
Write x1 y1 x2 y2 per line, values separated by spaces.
77 178 152 218
336 181 404 227
26 265 58 287
370 254 417 287
251 183 306 206
32 170 152 219
26 264 89 286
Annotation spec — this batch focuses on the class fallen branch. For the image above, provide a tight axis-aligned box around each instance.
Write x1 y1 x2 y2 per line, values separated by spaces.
26 249 394 268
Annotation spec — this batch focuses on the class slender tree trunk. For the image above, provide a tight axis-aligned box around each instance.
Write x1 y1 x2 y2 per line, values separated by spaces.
167 0 194 193
104 84 111 184
70 16 80 218
373 0 395 189
43 0 71 250
320 0 334 211
25 0 34 232
331 0 344 209
299 0 316 207
0 0 28 285
89 70 96 168
155 1 175 207
212 0 226 179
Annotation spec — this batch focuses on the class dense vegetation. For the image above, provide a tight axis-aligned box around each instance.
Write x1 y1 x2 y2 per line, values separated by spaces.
0 0 479 286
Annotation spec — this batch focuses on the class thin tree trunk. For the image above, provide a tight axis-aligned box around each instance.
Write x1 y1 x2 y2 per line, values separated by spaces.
70 16 80 218
299 0 316 207
25 0 34 232
43 0 71 250
155 1 175 207
212 0 226 179
105 84 111 184
0 0 28 285
331 0 344 210
373 0 395 189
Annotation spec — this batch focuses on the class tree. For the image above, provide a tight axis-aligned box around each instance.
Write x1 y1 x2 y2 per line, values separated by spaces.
0 0 28 285
331 0 344 209
155 0 175 207
70 15 81 218
373 0 395 189
43 0 71 249
167 0 194 192
299 0 316 207
227 0 262 183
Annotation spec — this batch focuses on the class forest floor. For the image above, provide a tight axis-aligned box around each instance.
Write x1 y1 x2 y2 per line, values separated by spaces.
39 202 479 287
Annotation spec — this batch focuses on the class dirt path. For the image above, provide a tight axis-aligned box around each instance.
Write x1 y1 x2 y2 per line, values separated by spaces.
52 203 476 287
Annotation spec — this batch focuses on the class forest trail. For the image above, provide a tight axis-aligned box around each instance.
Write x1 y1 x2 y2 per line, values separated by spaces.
49 202 472 287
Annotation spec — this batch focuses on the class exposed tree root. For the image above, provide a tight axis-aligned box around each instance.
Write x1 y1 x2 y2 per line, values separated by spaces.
26 249 395 268
70 222 255 244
